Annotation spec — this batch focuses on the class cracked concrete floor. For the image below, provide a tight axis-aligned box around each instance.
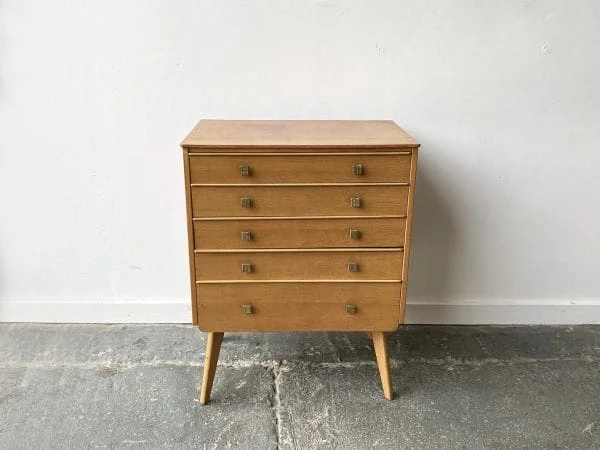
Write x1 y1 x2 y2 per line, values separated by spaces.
1 324 599 449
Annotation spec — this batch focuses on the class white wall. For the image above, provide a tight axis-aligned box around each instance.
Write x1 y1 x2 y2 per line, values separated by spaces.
1 1 599 323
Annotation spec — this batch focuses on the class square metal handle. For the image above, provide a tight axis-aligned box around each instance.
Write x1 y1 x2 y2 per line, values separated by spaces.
242 304 253 314
345 304 357 314
351 197 361 208
240 197 253 208
241 263 253 273
349 229 361 239
239 164 250 176
348 262 359 272
240 231 252 241
352 164 364 176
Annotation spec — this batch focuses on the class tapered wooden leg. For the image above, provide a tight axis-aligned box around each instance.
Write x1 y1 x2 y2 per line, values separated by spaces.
372 331 394 400
200 332 224 405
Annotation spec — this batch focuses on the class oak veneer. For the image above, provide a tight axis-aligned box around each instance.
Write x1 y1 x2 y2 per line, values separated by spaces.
181 120 419 404
196 282 401 332
194 249 404 281
191 185 409 217
182 120 419 149
189 153 411 184
192 217 407 249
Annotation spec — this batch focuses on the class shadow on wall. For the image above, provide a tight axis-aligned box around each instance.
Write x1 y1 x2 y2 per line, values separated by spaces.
0 3 4 319
0 244 5 320
407 165 459 303
0 0 4 103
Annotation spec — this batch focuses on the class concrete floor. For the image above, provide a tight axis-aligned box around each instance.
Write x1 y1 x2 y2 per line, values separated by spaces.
0 325 599 449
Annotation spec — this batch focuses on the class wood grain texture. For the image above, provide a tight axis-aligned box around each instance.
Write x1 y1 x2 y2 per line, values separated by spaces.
191 185 409 218
182 119 419 401
199 332 223 405
399 148 419 323
189 154 412 184
181 120 420 149
193 217 406 249
195 250 403 281
372 332 394 400
182 150 198 325
196 283 401 332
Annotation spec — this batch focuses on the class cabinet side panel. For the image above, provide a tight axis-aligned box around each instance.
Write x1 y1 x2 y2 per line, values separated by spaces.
399 148 419 323
183 148 199 325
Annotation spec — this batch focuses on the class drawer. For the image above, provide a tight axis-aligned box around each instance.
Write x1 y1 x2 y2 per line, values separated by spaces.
195 249 403 281
189 153 412 184
191 185 409 218
196 282 401 331
193 217 406 249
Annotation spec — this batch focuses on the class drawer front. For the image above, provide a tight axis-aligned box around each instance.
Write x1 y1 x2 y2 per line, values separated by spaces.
191 185 409 218
196 282 401 331
193 217 406 249
189 154 411 184
195 250 403 281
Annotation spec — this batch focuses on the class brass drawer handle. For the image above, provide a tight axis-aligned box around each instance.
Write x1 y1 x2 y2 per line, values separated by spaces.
349 229 361 239
242 304 253 314
351 197 361 208
352 164 364 176
239 164 251 176
345 304 357 314
240 231 252 241
348 262 359 272
241 263 253 273
240 197 253 208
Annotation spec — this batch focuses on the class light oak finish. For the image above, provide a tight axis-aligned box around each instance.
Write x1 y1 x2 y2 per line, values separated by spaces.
182 120 419 149
182 152 198 326
196 283 400 332
189 154 411 184
399 148 419 323
181 120 419 403
199 332 223 405
191 185 409 218
195 249 404 281
372 332 393 400
193 217 406 249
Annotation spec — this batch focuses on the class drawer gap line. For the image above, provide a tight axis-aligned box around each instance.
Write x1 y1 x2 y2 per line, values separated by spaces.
196 280 403 284
192 215 408 221
195 247 405 251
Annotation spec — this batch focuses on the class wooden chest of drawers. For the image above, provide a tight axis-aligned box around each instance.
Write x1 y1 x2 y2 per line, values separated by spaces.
181 120 419 403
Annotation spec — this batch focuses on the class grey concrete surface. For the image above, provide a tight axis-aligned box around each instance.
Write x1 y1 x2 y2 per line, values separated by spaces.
0 324 599 449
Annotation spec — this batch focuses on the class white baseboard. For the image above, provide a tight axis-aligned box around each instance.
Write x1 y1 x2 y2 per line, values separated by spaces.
0 299 192 324
404 298 600 325
1 298 599 325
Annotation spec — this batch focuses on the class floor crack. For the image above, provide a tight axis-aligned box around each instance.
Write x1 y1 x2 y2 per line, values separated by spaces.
265 360 287 449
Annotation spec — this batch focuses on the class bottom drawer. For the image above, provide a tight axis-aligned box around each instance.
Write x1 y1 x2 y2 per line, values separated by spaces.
196 282 401 332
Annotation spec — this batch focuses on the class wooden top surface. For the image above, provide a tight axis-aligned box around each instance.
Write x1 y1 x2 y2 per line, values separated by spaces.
181 120 419 150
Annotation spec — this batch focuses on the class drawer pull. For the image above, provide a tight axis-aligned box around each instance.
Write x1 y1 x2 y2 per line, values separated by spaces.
351 197 362 208
349 229 361 239
241 263 253 273
241 304 253 314
240 231 253 241
239 164 251 176
352 164 364 176
348 262 359 272
345 304 357 314
240 197 253 208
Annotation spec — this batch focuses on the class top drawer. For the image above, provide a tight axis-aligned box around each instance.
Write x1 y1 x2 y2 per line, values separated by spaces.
189 153 412 184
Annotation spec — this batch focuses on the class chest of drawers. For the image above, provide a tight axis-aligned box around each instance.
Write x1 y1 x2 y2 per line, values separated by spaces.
181 120 419 404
